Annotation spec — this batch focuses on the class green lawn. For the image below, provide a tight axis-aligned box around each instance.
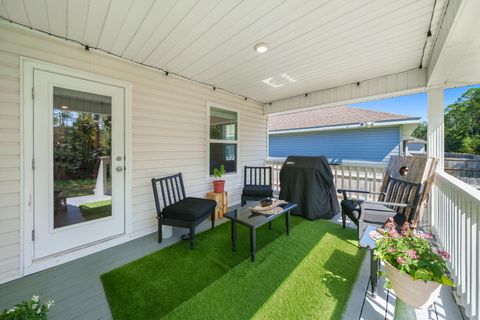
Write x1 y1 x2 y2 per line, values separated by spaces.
79 200 111 220
101 217 364 320
54 178 96 198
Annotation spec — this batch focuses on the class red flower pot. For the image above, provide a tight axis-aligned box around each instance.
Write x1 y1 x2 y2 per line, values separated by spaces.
213 180 225 193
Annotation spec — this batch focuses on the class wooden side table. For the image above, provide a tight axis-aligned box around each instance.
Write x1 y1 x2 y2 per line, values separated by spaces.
207 191 228 219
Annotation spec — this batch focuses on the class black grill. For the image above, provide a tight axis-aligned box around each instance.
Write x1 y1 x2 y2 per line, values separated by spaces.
279 156 340 220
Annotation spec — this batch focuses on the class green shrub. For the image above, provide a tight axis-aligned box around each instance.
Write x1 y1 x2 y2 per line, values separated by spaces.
0 296 54 320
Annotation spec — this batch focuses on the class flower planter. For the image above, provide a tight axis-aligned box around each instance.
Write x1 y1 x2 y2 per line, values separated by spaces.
213 180 225 193
384 262 441 309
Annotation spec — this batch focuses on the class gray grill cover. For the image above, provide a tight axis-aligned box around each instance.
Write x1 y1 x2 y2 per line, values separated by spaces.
279 156 340 220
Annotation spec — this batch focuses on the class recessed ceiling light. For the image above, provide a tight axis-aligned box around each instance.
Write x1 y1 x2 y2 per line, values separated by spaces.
60 105 69 109
254 43 269 53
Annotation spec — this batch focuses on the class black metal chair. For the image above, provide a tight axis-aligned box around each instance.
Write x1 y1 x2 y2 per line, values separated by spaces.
338 175 422 236
151 173 217 249
241 166 274 206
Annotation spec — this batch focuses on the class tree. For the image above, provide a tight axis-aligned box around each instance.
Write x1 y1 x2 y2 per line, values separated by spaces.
53 110 112 179
411 88 480 155
412 121 427 141
444 88 480 154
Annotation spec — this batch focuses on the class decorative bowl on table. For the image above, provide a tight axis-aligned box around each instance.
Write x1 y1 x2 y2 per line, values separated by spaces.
260 198 273 207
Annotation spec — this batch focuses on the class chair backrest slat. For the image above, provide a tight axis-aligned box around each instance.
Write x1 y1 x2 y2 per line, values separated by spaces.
165 179 173 206
383 175 422 222
170 178 177 203
151 173 187 216
174 177 181 202
159 181 167 209
244 166 247 186
244 166 272 186
179 173 186 199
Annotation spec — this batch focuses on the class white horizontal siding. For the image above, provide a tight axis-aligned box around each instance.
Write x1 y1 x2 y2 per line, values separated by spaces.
0 44 21 284
0 23 266 283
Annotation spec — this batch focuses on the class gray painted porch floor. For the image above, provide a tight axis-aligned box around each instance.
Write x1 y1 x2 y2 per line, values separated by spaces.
0 212 463 320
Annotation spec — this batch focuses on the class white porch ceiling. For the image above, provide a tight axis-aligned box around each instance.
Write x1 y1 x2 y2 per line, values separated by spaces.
0 0 447 103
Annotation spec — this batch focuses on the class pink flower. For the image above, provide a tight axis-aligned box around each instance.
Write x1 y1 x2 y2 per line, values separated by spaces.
397 256 406 264
406 250 418 260
417 232 433 239
387 247 395 253
388 229 400 238
437 249 450 260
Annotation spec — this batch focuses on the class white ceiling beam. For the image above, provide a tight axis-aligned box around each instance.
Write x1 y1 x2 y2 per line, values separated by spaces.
427 0 480 86
264 69 427 115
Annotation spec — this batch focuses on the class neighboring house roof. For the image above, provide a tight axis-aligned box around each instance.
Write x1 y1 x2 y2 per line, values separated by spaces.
269 105 420 133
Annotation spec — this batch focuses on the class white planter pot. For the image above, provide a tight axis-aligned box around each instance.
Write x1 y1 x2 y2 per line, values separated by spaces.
384 262 441 309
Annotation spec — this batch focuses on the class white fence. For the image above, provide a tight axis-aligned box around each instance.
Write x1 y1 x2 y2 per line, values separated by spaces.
445 157 480 189
265 158 386 200
432 171 480 319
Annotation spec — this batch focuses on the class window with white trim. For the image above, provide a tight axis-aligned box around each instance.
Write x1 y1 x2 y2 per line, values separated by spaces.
208 106 238 175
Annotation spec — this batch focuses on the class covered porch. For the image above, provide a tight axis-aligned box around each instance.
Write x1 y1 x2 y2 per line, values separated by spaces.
1 0 480 319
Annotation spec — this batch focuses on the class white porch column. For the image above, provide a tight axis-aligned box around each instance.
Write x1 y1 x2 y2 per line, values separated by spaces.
426 88 444 229
427 88 444 170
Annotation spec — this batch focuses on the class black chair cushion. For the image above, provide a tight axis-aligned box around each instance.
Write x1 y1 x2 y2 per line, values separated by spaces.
341 199 364 220
361 203 397 224
242 185 273 197
162 197 217 222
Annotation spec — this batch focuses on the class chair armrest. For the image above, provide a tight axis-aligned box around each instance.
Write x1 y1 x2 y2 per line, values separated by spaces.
361 201 414 208
337 189 386 200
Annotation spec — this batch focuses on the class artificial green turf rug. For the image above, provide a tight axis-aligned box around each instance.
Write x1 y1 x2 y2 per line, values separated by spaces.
101 217 365 320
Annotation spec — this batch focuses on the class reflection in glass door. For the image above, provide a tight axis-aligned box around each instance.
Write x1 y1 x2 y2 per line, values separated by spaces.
53 87 113 228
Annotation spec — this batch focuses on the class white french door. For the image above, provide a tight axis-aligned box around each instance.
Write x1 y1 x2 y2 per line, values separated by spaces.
32 69 125 259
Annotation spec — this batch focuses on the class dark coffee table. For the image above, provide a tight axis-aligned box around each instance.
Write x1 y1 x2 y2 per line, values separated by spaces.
224 202 297 262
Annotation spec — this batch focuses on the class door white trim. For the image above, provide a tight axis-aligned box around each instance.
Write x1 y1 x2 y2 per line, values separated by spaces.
21 57 133 275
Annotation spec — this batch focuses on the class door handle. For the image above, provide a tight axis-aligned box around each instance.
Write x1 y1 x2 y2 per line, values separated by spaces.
116 166 124 172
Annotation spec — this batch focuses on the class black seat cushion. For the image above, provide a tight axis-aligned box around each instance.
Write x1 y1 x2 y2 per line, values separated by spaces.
341 199 364 220
242 185 273 197
162 197 217 221
361 203 398 224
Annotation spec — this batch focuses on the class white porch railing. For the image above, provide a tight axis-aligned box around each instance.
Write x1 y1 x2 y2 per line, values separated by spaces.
265 158 386 200
431 171 480 319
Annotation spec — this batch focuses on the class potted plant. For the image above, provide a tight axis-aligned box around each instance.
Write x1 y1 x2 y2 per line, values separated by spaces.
1 295 54 319
212 164 225 193
374 220 454 309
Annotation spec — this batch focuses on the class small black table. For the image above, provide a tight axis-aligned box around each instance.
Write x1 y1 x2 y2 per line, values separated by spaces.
224 202 297 262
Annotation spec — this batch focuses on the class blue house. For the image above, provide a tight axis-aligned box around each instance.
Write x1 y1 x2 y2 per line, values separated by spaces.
269 106 421 163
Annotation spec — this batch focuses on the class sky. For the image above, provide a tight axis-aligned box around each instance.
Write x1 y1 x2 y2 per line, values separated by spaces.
351 84 480 121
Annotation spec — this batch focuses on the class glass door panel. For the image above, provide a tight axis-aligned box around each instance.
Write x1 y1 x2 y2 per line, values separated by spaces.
52 87 113 228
